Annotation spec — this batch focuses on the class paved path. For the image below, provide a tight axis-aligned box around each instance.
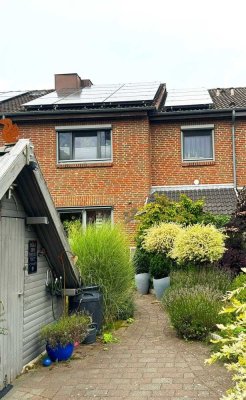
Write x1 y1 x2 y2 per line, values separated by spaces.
6 294 231 400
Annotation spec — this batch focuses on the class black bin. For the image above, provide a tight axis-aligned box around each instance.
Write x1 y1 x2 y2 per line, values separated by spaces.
69 286 103 333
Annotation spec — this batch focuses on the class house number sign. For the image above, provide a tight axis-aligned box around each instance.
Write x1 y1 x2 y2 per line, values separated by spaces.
28 240 38 274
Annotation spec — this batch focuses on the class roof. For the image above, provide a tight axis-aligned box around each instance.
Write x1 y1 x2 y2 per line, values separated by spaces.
0 90 53 113
1 82 246 115
148 187 237 215
23 82 164 109
0 139 80 288
209 87 246 109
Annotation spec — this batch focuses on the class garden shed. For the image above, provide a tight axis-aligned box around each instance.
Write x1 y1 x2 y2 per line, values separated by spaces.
0 139 80 394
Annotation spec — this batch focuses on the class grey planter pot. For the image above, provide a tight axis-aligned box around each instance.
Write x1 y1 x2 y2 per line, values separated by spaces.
135 273 150 295
153 276 170 300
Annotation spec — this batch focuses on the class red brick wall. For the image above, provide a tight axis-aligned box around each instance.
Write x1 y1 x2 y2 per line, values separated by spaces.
234 118 246 187
13 117 151 239
150 120 235 186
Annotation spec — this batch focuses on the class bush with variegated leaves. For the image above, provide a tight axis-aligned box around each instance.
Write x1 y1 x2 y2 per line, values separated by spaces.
171 224 226 265
142 222 182 255
206 268 246 400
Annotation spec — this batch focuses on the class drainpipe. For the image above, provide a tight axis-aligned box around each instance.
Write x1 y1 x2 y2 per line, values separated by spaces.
232 109 237 189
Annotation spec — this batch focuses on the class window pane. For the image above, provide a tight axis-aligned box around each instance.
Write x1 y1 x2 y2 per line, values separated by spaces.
59 132 72 160
183 130 213 160
99 131 111 159
74 132 97 160
86 209 111 227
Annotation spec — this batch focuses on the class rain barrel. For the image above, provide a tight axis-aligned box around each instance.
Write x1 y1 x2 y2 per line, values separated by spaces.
69 286 103 333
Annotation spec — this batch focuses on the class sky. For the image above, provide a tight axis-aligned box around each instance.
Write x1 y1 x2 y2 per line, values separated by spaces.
1 0 246 91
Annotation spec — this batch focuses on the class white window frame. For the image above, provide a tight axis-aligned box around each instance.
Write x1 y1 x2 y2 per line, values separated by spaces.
57 206 113 229
56 125 113 164
181 124 215 162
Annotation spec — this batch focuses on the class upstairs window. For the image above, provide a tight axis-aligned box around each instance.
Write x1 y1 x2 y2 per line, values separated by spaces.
57 128 112 163
182 126 214 161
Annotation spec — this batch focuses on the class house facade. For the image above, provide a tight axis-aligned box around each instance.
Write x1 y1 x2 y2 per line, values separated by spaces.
1 75 246 238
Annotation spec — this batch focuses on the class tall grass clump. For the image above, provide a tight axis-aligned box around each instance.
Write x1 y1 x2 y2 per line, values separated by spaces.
170 267 232 294
162 286 225 340
67 221 134 323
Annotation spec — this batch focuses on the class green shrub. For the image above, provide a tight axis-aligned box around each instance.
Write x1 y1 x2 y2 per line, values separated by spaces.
230 273 246 302
170 267 232 294
117 294 135 320
206 269 246 400
162 285 225 340
133 247 151 274
135 194 229 245
149 253 171 279
142 222 182 255
40 313 91 347
171 224 226 265
67 222 134 323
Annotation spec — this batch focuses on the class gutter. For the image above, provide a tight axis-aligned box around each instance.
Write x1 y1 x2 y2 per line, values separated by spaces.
150 107 246 121
232 109 237 189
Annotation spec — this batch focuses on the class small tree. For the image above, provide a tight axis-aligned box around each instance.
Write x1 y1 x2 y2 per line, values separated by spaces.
142 222 182 255
171 224 226 265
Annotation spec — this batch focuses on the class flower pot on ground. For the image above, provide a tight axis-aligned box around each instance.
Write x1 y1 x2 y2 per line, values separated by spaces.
82 323 97 344
40 313 91 362
133 248 151 295
150 253 171 300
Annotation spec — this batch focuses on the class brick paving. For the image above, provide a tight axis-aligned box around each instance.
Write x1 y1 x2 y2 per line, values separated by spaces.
5 294 232 400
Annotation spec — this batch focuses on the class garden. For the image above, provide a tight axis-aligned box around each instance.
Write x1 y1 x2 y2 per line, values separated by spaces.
133 193 246 400
17 193 245 399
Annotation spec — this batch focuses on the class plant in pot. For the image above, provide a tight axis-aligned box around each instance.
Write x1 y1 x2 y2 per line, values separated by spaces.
40 313 91 362
133 247 151 295
149 253 171 300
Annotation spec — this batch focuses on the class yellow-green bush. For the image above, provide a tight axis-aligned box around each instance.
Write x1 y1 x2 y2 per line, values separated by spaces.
142 222 182 255
171 224 226 264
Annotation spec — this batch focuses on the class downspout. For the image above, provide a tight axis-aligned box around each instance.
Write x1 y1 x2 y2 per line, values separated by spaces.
232 109 237 190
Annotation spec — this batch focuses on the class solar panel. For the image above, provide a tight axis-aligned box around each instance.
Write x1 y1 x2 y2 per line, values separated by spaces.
23 82 161 107
0 91 28 103
165 88 213 107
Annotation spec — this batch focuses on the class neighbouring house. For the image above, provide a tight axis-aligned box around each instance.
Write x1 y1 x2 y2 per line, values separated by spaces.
0 138 80 393
1 75 246 239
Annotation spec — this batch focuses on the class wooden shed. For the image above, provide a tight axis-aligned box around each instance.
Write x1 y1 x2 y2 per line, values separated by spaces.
0 139 80 394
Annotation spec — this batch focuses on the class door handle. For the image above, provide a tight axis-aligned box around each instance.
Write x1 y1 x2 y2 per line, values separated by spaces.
18 291 23 296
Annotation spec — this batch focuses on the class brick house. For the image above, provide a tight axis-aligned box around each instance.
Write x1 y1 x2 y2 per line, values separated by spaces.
1 75 245 239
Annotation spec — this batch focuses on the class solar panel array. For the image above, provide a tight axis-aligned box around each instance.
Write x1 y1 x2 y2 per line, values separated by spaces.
24 82 161 107
0 91 28 103
165 88 213 108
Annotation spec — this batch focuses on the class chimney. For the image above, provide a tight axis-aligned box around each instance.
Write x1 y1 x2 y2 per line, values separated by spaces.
55 73 93 91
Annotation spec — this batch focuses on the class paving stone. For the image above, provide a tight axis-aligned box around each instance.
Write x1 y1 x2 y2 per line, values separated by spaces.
4 294 232 400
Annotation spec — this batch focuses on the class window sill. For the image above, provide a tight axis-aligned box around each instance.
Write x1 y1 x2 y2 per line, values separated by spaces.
182 161 215 167
57 161 113 169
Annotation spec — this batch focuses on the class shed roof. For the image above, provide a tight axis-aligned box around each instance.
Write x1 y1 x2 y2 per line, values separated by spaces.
148 187 237 215
0 139 80 288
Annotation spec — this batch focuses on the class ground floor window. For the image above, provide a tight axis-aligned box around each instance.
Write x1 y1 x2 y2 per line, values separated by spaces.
58 207 113 229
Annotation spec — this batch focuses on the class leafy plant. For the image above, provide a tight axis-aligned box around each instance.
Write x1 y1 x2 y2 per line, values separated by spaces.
40 313 91 347
133 247 151 274
117 294 135 320
206 269 246 400
171 224 226 265
135 194 229 245
230 273 246 303
162 285 225 340
150 253 172 279
102 332 118 344
67 221 134 323
142 222 182 255
170 267 232 294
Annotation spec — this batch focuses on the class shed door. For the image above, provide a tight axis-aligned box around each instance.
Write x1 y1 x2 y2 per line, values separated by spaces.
0 217 25 390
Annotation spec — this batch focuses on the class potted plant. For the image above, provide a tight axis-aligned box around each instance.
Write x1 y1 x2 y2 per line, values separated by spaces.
150 253 171 300
133 248 151 295
40 313 91 362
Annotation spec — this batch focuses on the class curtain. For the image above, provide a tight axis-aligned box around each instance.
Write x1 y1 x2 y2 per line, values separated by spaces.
183 130 212 160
